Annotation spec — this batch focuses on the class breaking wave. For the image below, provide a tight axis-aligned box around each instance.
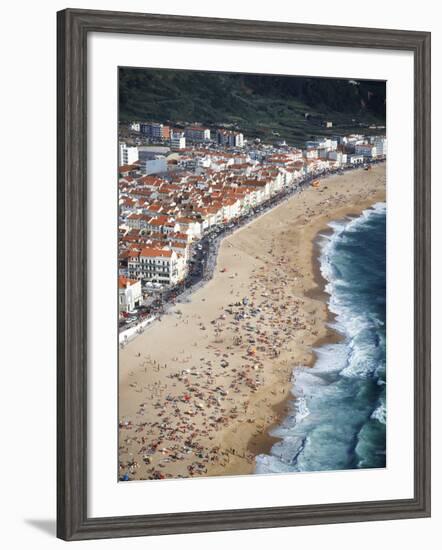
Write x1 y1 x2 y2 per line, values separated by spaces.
256 203 387 474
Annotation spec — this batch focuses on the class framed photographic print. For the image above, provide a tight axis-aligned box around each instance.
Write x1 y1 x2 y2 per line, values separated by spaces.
57 8 431 541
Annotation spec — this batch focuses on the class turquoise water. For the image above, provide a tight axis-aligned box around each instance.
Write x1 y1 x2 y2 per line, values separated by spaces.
256 203 387 473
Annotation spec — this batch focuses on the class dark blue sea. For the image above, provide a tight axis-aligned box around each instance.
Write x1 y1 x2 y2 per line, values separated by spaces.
256 202 386 474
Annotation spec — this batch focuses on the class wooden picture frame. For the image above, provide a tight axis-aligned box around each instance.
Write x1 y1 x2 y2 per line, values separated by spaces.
57 8 431 541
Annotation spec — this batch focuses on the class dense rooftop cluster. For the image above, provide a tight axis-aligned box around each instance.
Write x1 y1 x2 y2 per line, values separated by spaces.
118 124 386 319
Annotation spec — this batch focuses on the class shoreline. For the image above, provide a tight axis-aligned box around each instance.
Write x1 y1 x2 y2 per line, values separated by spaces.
118 164 386 481
249 203 387 465
217 195 387 474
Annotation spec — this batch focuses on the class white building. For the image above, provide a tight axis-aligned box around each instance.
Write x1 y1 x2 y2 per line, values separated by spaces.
118 276 142 313
184 126 211 142
128 247 186 285
309 138 338 152
119 143 139 165
222 197 241 220
176 217 202 239
171 133 186 150
328 150 347 165
130 122 140 132
217 130 244 148
372 137 387 157
233 132 244 147
196 156 212 169
290 149 303 162
348 154 365 165
303 148 318 159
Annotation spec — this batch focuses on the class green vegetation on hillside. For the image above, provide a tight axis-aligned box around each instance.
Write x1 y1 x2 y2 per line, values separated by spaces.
119 68 386 146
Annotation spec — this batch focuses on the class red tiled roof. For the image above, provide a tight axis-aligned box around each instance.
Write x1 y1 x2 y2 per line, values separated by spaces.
139 247 173 258
118 276 139 289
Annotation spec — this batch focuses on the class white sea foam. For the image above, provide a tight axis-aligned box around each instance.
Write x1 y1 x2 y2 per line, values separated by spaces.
371 403 387 425
255 204 387 474
317 204 387 379
293 396 310 423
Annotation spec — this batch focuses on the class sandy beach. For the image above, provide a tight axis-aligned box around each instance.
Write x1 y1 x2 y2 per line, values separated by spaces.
118 164 386 481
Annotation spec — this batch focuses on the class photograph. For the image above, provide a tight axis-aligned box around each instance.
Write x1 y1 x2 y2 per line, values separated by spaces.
117 67 387 482
1 0 434 545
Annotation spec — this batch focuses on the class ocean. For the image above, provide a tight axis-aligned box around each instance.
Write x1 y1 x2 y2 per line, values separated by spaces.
256 202 387 474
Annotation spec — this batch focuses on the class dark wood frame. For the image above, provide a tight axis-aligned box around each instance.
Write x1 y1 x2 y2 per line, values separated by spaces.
57 8 431 541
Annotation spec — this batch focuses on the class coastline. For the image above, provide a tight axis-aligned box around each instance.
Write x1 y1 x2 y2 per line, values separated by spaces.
215 173 387 476
118 164 386 480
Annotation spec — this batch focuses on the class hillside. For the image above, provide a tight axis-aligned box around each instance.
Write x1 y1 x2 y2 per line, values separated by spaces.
119 68 386 146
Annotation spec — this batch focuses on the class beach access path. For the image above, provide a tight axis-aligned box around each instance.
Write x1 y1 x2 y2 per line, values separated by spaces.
119 164 386 481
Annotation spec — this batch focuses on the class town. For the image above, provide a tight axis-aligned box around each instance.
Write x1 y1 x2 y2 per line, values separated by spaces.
118 121 386 340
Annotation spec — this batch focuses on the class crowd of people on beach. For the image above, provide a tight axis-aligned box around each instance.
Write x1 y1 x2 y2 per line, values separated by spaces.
119 240 317 480
119 173 384 481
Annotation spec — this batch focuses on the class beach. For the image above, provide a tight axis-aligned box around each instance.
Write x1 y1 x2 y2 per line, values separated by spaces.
118 163 386 481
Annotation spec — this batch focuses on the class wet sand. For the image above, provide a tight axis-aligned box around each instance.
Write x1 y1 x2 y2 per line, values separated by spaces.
118 164 386 481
